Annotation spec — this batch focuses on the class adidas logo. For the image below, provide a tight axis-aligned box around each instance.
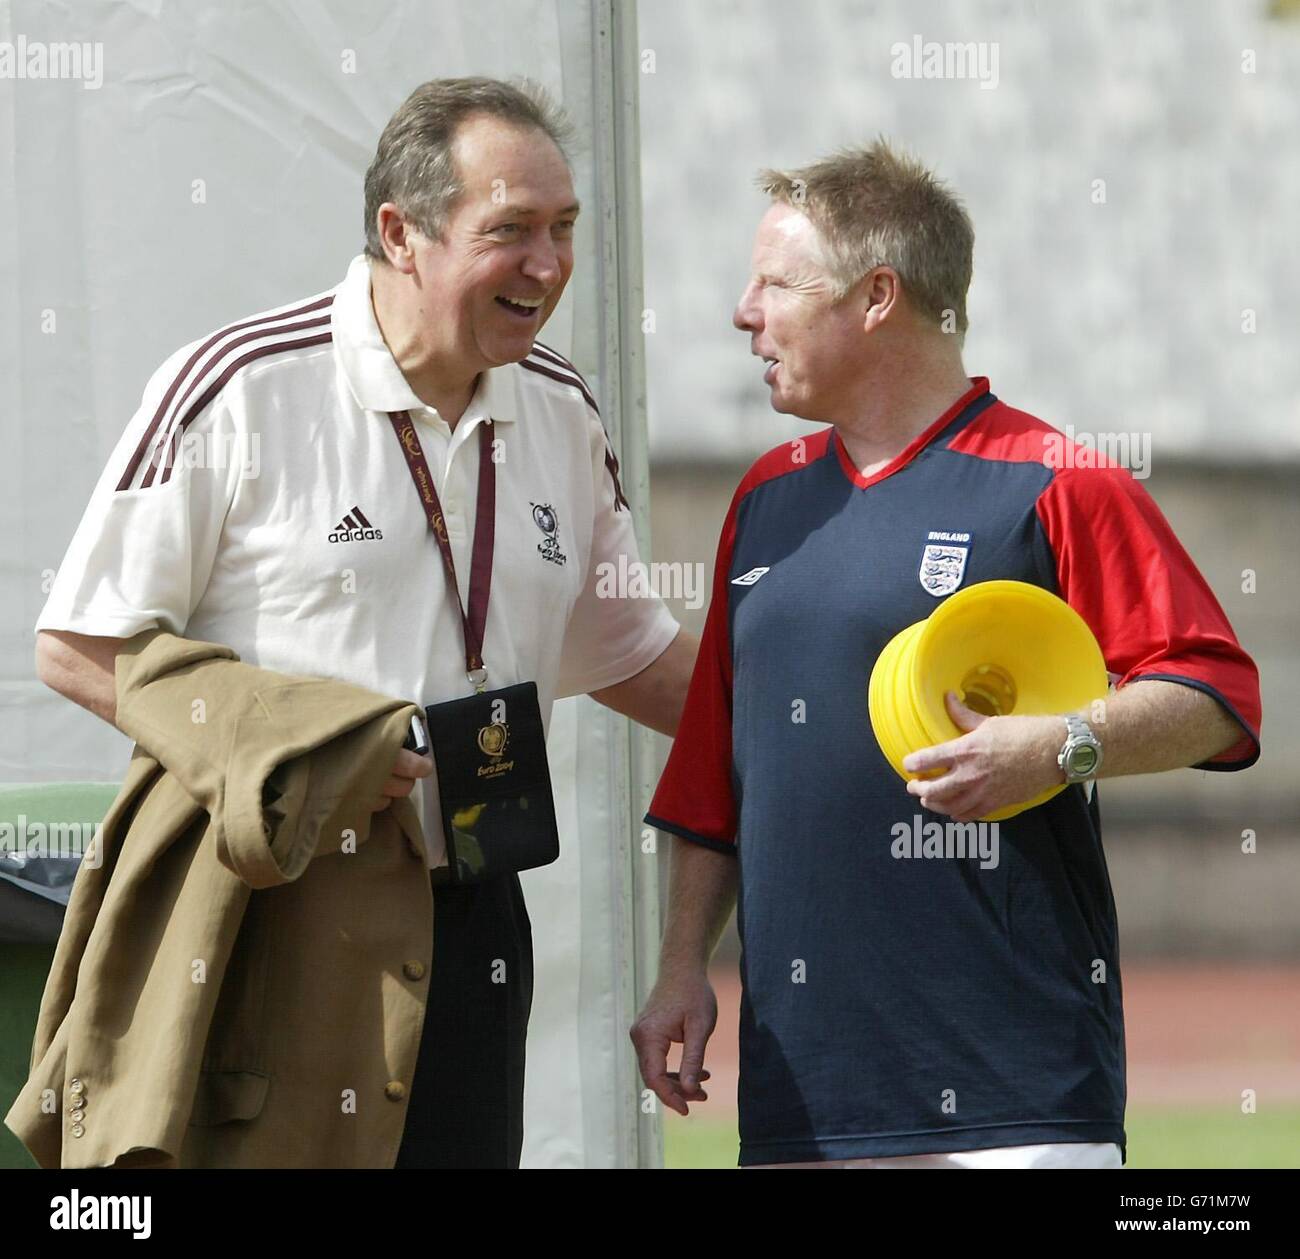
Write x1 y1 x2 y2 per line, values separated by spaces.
327 505 383 544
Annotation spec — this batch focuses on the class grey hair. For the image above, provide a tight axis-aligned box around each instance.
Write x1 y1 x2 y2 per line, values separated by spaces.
758 137 974 334
363 76 575 260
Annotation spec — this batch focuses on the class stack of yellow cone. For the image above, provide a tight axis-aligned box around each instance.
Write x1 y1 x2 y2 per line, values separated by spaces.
868 580 1109 821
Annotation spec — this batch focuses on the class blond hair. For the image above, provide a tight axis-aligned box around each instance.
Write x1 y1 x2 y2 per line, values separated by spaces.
758 138 974 333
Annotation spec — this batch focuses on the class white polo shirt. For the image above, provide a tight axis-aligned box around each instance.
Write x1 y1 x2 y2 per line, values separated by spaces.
36 253 679 866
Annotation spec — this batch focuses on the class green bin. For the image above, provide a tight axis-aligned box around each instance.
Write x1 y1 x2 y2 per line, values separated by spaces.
0 784 120 1169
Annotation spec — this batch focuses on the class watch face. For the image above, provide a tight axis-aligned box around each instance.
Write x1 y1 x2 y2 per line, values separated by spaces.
1069 745 1099 776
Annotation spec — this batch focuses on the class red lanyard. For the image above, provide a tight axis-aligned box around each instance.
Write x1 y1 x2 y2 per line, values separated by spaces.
387 411 496 689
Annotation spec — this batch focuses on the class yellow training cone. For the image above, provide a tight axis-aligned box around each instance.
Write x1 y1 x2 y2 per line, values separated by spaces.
868 580 1109 821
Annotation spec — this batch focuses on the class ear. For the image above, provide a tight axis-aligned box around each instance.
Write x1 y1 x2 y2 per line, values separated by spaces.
861 266 901 334
376 203 419 274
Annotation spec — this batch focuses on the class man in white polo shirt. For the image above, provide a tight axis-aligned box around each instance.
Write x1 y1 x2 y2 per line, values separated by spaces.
34 78 695 1168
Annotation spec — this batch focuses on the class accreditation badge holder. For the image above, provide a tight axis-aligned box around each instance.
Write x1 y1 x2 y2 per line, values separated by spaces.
421 681 559 886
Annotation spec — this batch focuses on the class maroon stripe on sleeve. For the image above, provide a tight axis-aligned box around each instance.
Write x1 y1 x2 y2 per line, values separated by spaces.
518 357 629 512
530 340 584 378
154 331 334 484
530 342 609 414
146 319 331 486
602 444 630 514
528 341 569 367
520 355 600 414
117 294 334 491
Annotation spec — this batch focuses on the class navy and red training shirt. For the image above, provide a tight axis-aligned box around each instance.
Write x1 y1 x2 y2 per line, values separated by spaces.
647 376 1261 1166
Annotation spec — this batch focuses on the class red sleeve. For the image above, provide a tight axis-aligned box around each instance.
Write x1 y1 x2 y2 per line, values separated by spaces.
646 432 835 849
1036 466 1261 769
645 482 742 854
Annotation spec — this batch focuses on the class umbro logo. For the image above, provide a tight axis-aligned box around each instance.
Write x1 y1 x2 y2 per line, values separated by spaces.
732 566 770 586
327 505 384 544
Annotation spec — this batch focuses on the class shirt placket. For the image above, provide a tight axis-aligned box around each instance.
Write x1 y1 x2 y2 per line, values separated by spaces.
432 410 486 613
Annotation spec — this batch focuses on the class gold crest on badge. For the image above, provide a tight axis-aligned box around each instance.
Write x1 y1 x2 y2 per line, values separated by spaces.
477 721 509 759
475 719 514 779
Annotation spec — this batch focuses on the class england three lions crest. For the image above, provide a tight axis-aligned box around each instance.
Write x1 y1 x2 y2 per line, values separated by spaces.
918 531 971 597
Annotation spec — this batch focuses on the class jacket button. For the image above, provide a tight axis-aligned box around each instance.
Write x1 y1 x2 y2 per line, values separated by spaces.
71 1123 85 1138
402 961 426 981
384 1081 406 1102
70 1108 85 1123
69 1078 84 1094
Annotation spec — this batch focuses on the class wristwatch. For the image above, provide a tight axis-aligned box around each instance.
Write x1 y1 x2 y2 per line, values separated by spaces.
1057 713 1103 783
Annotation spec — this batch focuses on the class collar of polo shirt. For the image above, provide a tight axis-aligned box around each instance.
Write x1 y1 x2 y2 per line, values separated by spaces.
332 253 518 427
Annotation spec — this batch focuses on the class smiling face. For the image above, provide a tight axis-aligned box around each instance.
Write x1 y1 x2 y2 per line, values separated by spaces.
406 113 579 372
733 203 873 422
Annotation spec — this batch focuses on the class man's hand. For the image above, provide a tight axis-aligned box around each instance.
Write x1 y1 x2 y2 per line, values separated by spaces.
369 749 433 813
901 679 1251 821
902 690 1063 822
630 969 717 1117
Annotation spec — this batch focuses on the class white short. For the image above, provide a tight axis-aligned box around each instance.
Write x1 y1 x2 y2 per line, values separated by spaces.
751 1142 1122 1169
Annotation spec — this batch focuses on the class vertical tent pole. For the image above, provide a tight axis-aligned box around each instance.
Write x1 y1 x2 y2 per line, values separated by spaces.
590 0 664 1170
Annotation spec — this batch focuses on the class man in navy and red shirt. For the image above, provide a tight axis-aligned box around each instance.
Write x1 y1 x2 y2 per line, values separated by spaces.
630 141 1261 1168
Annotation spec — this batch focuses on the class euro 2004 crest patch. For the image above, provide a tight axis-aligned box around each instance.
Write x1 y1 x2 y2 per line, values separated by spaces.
532 502 566 566
918 531 971 597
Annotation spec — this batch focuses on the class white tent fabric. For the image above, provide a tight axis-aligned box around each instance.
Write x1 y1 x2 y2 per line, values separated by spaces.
1 0 657 1167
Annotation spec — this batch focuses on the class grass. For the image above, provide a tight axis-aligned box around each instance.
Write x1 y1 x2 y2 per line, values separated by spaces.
663 1104 1300 1169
